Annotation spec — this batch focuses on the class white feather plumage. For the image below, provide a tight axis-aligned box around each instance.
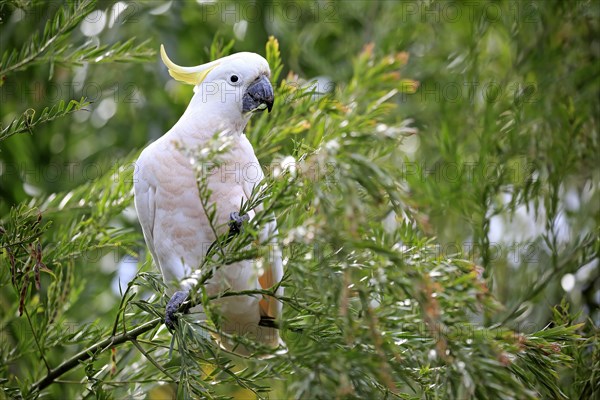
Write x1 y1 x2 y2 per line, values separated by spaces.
134 49 283 354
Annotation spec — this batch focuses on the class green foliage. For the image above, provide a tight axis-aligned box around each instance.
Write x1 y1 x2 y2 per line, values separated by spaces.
0 97 89 142
0 0 96 77
1 1 598 399
0 1 153 78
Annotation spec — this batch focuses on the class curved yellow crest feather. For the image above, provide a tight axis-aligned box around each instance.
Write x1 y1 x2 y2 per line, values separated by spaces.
160 44 219 85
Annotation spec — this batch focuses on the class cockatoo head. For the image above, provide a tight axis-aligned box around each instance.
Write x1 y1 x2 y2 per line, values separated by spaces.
160 45 274 130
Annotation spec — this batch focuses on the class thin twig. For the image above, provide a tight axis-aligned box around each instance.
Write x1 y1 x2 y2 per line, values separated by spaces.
131 339 179 382
23 306 51 373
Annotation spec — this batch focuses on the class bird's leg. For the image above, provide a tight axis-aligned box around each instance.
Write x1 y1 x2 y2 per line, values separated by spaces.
228 211 250 236
165 290 189 330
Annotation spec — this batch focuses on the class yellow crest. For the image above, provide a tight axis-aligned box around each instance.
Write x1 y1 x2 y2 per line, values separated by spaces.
160 45 219 86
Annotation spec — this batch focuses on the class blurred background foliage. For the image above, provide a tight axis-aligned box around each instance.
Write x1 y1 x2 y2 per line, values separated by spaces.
0 0 599 399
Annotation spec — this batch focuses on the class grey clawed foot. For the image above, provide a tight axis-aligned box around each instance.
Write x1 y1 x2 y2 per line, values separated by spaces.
228 211 250 236
165 290 189 330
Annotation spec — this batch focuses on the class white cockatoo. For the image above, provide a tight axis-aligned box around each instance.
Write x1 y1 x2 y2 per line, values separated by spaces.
133 45 283 354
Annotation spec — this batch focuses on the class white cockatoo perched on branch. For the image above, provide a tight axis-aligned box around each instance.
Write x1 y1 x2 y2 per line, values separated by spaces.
133 45 283 354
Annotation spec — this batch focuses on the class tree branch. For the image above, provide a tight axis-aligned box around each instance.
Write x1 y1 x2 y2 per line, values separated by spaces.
29 287 288 393
30 317 162 393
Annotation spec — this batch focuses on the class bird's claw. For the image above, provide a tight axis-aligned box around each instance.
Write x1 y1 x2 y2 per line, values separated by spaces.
165 290 189 330
228 211 249 235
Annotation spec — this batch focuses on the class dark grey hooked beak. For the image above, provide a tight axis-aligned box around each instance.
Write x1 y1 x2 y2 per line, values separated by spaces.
242 75 274 113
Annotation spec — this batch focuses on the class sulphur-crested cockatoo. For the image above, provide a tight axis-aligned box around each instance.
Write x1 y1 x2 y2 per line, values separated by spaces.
133 45 283 354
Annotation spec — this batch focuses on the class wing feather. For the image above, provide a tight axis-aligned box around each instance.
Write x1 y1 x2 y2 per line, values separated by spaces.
238 136 284 320
134 155 161 273
257 218 284 319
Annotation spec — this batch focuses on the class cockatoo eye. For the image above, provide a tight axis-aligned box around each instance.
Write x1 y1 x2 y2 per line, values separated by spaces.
229 75 239 83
